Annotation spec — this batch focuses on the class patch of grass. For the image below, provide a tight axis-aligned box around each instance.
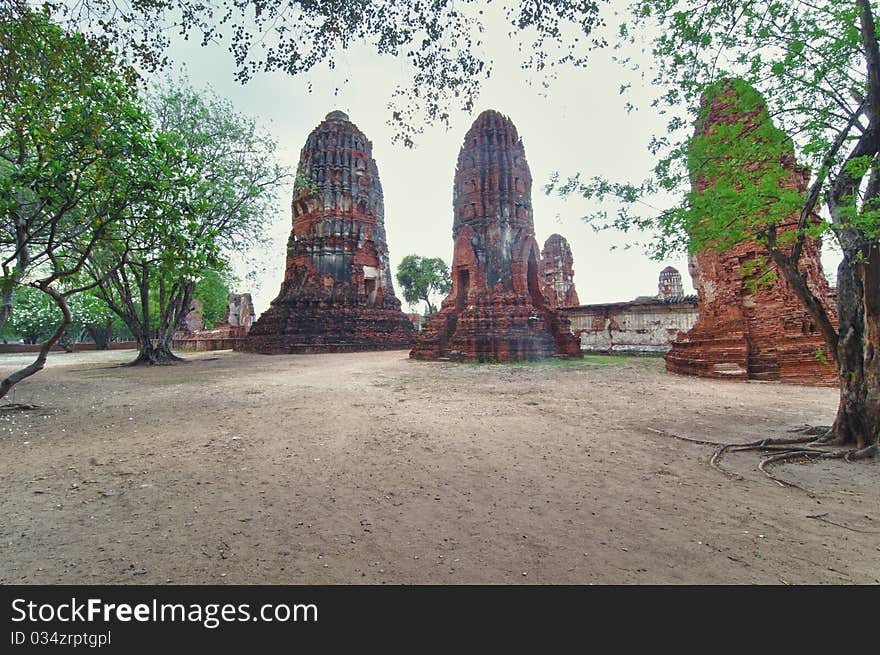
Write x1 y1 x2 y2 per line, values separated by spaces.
456 353 664 369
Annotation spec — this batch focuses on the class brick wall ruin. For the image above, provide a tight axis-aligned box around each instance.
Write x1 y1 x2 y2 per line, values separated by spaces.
173 293 255 351
565 296 698 354
665 80 838 385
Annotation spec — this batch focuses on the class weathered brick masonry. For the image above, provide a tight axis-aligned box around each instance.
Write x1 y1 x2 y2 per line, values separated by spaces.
238 111 413 353
540 234 580 309
665 81 838 385
411 110 580 361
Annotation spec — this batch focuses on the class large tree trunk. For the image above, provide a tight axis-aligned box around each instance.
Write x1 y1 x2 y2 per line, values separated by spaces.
86 317 113 350
122 267 185 366
129 327 184 365
830 244 880 448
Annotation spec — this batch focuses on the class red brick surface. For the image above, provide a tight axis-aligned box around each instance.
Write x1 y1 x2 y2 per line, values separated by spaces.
666 83 838 386
540 234 580 309
237 111 413 354
411 110 580 361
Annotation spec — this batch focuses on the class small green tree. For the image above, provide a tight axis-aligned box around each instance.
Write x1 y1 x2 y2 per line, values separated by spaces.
395 255 452 314
193 270 233 328
6 287 58 344
4 287 117 348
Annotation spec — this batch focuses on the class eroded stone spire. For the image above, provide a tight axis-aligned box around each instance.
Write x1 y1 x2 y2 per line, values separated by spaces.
239 111 413 353
540 234 579 308
411 110 580 361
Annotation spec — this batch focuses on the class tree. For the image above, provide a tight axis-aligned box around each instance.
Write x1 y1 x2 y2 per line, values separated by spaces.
395 255 452 314
3 286 116 347
193 269 233 328
0 5 156 398
550 1 880 453
70 290 118 349
53 0 606 146
4 286 58 344
85 79 288 364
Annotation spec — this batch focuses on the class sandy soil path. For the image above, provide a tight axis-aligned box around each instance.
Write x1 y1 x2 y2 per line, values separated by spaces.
0 349 876 584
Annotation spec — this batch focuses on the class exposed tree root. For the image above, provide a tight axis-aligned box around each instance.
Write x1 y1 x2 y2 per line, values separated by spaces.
126 351 187 366
806 513 880 534
0 402 40 412
645 427 878 494
644 427 726 447
787 425 832 436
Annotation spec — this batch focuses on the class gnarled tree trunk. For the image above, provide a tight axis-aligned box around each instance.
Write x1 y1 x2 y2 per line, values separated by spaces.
0 285 71 400
86 317 114 350
128 327 184 365
831 243 880 449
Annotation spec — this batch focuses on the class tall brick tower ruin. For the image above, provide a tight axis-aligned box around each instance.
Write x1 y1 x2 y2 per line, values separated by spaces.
239 111 413 353
665 80 837 385
540 233 580 308
410 110 581 361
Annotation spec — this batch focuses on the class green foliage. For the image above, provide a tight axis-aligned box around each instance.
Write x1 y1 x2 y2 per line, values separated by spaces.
4 286 115 344
548 2 880 445
395 255 451 314
0 5 153 326
194 270 232 328
683 79 811 253
548 0 880 259
0 5 163 391
85 76 288 354
739 256 778 295
5 287 59 344
52 0 605 146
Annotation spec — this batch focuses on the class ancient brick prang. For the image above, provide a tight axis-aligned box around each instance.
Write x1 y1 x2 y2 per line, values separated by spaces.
665 80 837 385
238 111 413 353
410 110 580 361
657 266 684 299
540 234 580 308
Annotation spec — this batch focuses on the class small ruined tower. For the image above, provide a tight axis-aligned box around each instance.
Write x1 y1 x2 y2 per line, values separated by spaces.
665 79 837 384
540 234 580 308
239 111 413 353
657 266 684 299
410 110 580 361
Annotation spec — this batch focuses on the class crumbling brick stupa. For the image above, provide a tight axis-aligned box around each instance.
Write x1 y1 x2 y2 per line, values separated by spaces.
657 266 684 299
239 111 413 353
665 80 837 385
541 234 580 308
410 110 580 361
173 293 255 351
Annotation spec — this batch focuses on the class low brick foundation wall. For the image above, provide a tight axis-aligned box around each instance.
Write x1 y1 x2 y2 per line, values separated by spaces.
171 338 244 352
564 297 699 354
0 341 137 354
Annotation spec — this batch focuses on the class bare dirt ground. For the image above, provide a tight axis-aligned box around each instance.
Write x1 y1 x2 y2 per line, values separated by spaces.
0 348 877 584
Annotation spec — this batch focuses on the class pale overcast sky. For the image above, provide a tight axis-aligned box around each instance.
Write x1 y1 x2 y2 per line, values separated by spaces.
160 2 840 317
